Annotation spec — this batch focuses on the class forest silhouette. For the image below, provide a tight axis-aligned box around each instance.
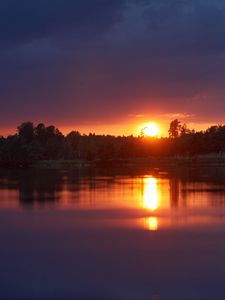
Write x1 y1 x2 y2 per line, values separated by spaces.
0 120 225 167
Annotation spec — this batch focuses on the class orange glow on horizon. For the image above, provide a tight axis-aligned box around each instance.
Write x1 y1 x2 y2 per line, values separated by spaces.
0 120 217 138
60 121 216 138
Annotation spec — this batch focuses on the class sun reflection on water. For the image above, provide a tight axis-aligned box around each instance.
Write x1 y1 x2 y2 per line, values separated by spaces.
142 177 160 230
143 177 159 211
144 217 158 231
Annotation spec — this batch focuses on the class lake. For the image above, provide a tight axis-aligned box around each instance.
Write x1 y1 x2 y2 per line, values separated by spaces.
1 166 225 299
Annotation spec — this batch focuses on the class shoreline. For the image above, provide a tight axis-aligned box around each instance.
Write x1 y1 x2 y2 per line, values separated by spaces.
31 155 225 169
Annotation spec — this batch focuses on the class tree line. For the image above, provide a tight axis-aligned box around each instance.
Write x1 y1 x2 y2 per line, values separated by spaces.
0 120 225 167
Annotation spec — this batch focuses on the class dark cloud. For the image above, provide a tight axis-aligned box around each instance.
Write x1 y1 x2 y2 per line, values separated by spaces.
0 0 124 48
1 0 225 132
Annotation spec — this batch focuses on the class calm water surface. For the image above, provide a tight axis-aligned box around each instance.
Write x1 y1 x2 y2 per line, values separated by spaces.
1 166 225 299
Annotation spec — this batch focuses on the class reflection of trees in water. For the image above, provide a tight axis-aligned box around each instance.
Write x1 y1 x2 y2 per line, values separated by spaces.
169 177 188 208
169 167 225 208
18 171 63 205
2 166 225 209
19 170 104 206
0 168 119 208
0 170 65 207
163 165 225 209
169 177 180 208
173 166 225 185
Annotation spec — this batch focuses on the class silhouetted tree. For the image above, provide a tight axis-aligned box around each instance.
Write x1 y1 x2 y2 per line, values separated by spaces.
168 119 181 138
35 123 46 144
66 131 81 158
1 120 225 168
180 123 191 136
18 122 34 143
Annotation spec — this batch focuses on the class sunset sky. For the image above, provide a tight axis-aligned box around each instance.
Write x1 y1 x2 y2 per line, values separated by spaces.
1 0 225 136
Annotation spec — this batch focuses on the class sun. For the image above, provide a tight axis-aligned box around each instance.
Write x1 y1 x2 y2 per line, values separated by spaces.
141 123 159 137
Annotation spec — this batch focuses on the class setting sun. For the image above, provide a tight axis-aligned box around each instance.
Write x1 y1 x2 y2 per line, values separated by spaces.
141 123 159 137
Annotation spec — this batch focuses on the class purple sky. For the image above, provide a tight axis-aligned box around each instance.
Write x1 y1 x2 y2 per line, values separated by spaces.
1 0 225 135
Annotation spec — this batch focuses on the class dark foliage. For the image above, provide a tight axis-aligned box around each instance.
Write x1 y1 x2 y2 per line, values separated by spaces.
0 120 225 167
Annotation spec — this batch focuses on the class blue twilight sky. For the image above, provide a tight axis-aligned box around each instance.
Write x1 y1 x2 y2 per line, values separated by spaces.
1 0 225 135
